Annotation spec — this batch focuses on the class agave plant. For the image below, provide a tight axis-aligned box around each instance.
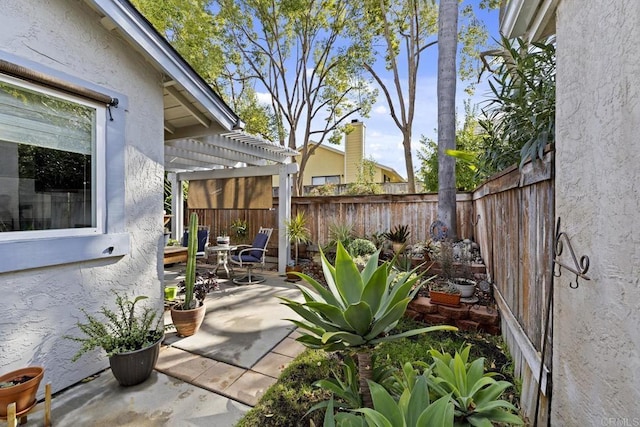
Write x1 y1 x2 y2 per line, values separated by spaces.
428 346 524 426
322 363 455 427
280 242 456 408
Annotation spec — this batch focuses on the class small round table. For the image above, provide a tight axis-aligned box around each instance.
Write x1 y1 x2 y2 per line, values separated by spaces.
206 245 236 278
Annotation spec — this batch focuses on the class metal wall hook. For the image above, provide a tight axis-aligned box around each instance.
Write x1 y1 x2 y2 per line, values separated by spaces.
553 217 591 289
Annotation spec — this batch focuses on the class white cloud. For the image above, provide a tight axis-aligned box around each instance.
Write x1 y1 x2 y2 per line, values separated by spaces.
373 105 388 115
256 91 273 105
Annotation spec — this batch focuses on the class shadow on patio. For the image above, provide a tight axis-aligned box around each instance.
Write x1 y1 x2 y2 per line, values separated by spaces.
46 267 305 426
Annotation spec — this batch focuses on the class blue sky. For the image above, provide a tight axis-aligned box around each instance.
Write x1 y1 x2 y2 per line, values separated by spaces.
360 1 501 179
258 1 502 180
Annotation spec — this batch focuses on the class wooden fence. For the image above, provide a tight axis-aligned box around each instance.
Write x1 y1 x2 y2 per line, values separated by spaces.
190 193 475 255
187 151 555 424
473 151 554 425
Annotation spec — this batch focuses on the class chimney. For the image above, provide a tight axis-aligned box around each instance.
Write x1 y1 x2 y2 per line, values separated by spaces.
345 120 365 183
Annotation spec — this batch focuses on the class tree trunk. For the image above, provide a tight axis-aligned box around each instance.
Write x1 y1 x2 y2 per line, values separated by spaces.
403 130 416 193
437 0 458 239
357 349 374 408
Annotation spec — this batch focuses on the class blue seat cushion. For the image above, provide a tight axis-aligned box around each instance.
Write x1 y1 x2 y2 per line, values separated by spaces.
250 233 269 258
232 254 262 263
182 230 209 252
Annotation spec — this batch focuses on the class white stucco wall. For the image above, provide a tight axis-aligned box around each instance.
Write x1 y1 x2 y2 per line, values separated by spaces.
555 1 640 424
0 0 165 393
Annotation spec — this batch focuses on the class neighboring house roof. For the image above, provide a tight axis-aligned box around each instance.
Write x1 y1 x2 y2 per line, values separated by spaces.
84 0 297 172
305 143 406 182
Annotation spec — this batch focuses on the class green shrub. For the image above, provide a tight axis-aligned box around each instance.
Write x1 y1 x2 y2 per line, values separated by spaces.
348 238 377 257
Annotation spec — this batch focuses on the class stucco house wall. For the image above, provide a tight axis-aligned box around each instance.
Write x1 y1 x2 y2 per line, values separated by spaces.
554 0 640 424
0 0 164 394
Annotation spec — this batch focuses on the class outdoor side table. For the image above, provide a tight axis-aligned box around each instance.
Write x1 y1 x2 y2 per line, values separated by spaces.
206 245 236 278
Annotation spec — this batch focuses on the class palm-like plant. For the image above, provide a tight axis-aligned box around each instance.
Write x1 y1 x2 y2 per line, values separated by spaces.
280 242 456 408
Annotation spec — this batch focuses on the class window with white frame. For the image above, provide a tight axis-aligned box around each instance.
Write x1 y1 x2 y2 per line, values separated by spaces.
311 175 340 185
0 75 105 238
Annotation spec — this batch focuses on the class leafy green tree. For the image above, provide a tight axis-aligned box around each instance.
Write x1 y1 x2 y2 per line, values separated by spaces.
130 0 276 139
479 36 556 170
346 158 383 195
353 0 494 194
418 102 485 191
216 0 377 196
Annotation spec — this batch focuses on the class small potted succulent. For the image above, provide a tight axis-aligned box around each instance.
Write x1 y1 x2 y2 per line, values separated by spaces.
65 292 164 386
428 281 462 307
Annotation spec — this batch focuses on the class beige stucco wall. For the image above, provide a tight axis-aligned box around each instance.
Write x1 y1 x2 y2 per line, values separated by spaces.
554 0 640 424
0 0 164 394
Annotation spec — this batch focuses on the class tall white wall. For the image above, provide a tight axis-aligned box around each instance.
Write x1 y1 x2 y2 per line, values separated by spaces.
554 0 640 424
0 0 164 393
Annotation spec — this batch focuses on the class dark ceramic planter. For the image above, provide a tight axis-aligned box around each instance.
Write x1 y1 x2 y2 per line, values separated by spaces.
108 337 162 387
0 366 44 419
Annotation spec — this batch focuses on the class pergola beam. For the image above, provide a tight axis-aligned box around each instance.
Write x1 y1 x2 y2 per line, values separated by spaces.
166 139 267 165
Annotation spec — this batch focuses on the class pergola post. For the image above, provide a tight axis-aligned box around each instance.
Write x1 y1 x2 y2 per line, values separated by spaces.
169 172 184 241
278 162 298 274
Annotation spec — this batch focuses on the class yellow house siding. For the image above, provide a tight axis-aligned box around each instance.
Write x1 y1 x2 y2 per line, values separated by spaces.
344 121 364 182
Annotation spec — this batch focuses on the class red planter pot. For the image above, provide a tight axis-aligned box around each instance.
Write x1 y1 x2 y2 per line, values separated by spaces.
0 366 44 419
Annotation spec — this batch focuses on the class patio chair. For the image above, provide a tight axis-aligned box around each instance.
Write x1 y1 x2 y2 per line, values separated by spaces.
182 225 210 259
230 227 273 285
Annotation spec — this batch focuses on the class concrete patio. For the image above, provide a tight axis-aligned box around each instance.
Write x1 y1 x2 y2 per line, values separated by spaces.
34 265 306 426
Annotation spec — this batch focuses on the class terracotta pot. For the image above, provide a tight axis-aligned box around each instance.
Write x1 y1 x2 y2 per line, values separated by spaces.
0 366 44 419
429 290 461 307
285 264 302 281
171 302 206 337
392 242 405 253
108 336 162 387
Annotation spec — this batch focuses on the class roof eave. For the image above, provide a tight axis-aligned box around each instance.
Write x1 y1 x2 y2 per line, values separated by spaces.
500 0 558 42
86 0 240 131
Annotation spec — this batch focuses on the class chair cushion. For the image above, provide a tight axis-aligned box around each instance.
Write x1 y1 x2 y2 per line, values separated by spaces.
250 233 269 258
182 230 209 252
232 254 261 263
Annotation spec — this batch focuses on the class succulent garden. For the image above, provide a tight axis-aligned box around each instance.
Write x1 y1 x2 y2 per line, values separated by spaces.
235 224 521 426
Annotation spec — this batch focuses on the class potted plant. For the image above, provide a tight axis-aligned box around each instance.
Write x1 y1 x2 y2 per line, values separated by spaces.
216 230 230 247
0 366 44 418
284 211 311 281
383 224 410 253
170 212 207 336
230 218 249 244
429 281 461 307
65 293 164 387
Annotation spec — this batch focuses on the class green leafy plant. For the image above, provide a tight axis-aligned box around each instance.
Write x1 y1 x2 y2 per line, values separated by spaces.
324 220 355 254
285 211 312 265
279 242 456 408
481 36 556 171
322 364 455 427
383 224 410 244
348 238 377 258
65 293 164 361
230 218 248 243
428 346 524 426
